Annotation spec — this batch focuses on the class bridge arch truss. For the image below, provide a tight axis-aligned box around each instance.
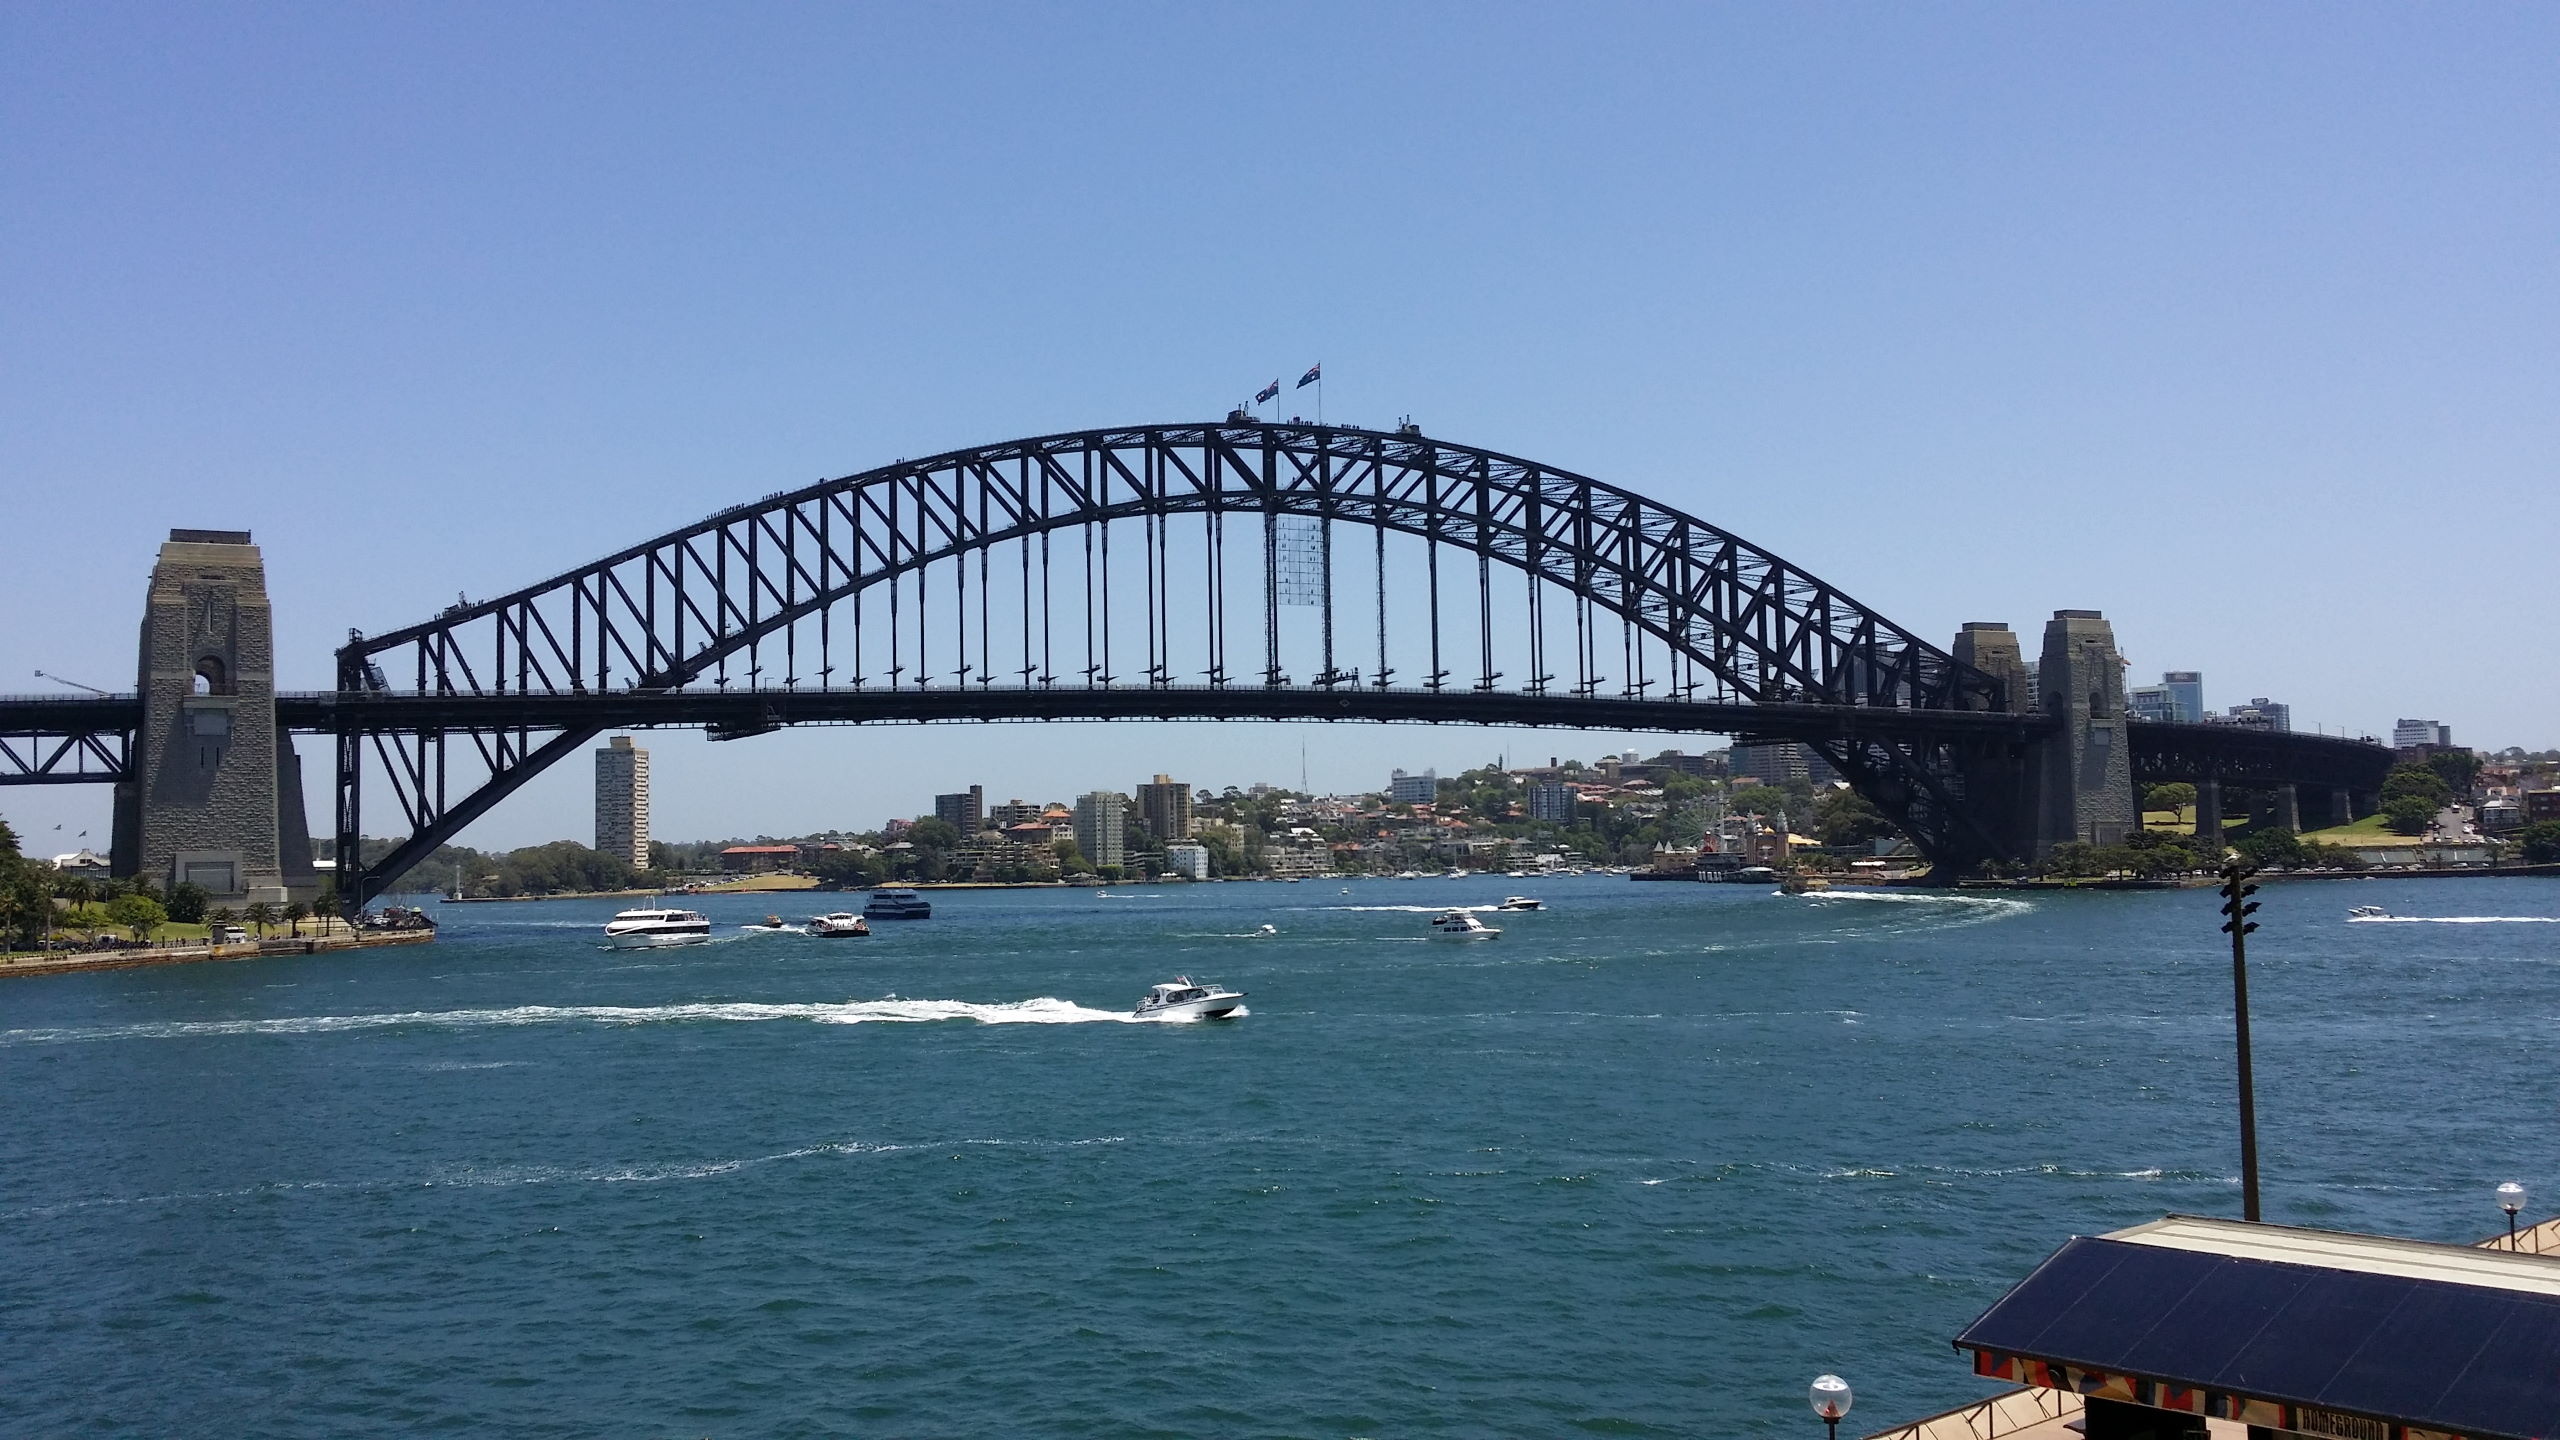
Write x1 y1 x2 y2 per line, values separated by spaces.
333 421 2020 902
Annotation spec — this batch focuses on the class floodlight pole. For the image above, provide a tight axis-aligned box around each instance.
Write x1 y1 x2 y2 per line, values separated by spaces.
2220 860 2263 1223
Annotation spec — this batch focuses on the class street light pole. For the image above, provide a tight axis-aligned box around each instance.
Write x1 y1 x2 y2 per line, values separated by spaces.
2500 1181 2527 1251
1810 1374 1854 1440
2219 860 2262 1223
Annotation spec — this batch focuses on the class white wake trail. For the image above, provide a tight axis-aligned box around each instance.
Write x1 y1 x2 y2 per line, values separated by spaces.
1 996 1143 1046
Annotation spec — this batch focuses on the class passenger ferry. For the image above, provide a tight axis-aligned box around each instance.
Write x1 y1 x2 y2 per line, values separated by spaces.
602 905 712 948
862 887 933 920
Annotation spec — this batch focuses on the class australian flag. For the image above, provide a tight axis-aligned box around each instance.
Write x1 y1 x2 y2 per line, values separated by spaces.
1296 363 1321 388
1254 378 1281 404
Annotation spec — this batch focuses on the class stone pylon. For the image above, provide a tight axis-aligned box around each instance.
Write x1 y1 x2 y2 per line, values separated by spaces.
110 530 319 906
2033 610 2137 853
1948 622 2038 870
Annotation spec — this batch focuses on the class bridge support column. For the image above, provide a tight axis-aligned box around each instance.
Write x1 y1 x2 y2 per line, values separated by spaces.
2032 610 2136 855
2334 786 2356 825
2194 774 2224 859
124 529 319 908
1948 622 2038 872
2257 783 2301 833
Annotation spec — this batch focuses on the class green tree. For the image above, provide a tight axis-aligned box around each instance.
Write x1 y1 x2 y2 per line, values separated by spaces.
2142 783 2197 822
1814 788 1896 849
2380 763 2452 812
2381 795 2437 836
244 900 276 937
905 817 960 851
1052 837 1093 876
165 881 210 924
283 900 309 936
2518 821 2560 866
2233 827 2307 869
105 893 168 943
2424 749 2482 797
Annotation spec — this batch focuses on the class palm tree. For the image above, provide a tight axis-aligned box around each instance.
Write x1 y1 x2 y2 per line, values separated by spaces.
244 900 276 938
283 900 308 937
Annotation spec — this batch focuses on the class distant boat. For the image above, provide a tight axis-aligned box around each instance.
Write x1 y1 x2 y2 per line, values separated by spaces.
863 888 932 920
2349 905 2390 921
1495 896 1544 912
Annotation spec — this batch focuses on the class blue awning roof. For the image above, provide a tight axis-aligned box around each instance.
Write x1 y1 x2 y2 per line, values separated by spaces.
1956 1221 2560 1440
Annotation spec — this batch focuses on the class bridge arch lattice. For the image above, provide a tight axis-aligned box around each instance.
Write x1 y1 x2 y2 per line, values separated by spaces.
332 421 2016 902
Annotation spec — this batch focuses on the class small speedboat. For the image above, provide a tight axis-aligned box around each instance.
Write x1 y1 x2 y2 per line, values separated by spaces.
1133 976 1247 1020
809 912 871 937
2348 905 2391 921
603 905 712 948
1430 910 1501 940
1254 924 1277 936
739 914 801 935
863 888 933 920
1496 896 1544 912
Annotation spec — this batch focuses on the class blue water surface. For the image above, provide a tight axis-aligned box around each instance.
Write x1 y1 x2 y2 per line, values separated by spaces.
4 875 2557 1437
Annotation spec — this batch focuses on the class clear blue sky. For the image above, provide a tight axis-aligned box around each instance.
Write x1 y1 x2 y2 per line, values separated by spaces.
5 3 2553 850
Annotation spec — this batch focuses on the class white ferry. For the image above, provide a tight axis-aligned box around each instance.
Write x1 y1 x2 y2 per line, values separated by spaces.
602 905 712 948
863 888 933 920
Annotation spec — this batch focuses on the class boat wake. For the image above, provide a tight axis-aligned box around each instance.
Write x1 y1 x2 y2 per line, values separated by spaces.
2347 915 2560 924
1 996 1150 1045
1322 903 1506 914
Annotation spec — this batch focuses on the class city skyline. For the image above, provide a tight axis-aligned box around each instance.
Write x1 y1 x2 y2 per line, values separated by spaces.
6 6 2555 850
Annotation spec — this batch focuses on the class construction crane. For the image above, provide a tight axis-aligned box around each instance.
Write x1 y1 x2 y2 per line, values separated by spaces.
33 670 111 696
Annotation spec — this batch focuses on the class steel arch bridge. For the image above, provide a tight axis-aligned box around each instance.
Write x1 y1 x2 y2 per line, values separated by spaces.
324 419 2044 902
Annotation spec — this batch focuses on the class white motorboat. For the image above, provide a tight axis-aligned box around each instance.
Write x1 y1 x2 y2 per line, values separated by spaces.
603 905 712 948
1430 910 1501 940
809 912 871 937
739 914 802 935
2348 905 2391 921
1254 923 1277 936
1132 975 1247 1020
1495 896 1544 911
863 887 933 920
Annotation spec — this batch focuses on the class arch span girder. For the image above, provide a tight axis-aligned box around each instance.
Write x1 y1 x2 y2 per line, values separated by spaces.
332 422 2016 905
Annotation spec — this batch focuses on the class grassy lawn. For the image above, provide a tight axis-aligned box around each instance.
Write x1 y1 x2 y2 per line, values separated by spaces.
2300 813 2418 844
692 873 821 893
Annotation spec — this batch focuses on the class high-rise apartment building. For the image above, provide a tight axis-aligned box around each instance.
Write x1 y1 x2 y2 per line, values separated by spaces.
1073 791 1128 869
1730 742 1808 787
2222 698 2292 732
934 785 985 834
1136 774 1194 840
594 736 650 870
1528 780 1577 823
2130 671 2206 724
2393 719 2453 749
1388 768 1438 804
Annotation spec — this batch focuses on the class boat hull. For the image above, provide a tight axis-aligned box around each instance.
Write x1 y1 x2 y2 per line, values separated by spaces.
604 928 711 949
1134 994 1247 1021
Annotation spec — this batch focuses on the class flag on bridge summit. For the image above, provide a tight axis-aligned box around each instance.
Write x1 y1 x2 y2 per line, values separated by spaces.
1254 378 1281 404
1296 363 1321 388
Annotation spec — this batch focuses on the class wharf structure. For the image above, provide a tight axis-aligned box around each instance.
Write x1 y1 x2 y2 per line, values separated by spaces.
1868 1214 2560 1440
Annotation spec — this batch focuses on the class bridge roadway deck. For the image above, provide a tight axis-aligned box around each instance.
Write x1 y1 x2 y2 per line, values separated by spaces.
0 691 2390 786
271 686 2054 743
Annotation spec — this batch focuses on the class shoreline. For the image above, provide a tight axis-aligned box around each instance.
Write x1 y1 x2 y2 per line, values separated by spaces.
0 927 435 980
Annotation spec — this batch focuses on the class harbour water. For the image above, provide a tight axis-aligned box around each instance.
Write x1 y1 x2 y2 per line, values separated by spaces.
4 876 2556 1436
